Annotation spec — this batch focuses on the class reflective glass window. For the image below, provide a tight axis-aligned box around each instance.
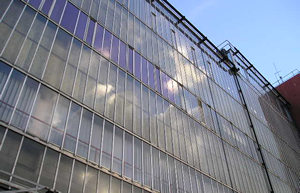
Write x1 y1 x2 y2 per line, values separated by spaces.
70 160 86 193
112 126 123 174
55 155 73 193
75 12 88 40
27 85 57 141
101 121 113 169
124 132 133 178
61 2 79 33
39 148 59 188
89 115 103 164
50 0 66 23
77 109 92 158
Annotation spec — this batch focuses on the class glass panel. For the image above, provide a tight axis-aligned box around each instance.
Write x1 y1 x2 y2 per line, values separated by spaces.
123 182 132 193
0 62 11 91
27 85 57 141
141 58 148 84
77 109 93 158
111 35 119 63
134 52 141 80
16 14 47 71
61 38 81 96
152 148 160 191
143 142 151 187
41 0 54 15
89 115 103 164
61 2 79 33
114 69 125 126
14 138 44 183
112 126 123 174
86 19 95 45
75 12 88 40
98 171 110 193
124 75 133 131
102 30 112 58
2 6 35 64
111 177 121 193
0 0 24 53
95 58 109 114
73 45 90 102
94 24 104 52
128 47 133 73
84 166 98 193
55 155 73 193
119 41 127 69
50 0 66 23
29 0 42 9
64 102 81 153
104 63 117 120
124 132 133 179
43 29 72 88
11 77 39 131
0 131 22 180
0 70 25 124
101 121 113 169
134 137 142 183
49 95 69 146
148 62 155 89
30 21 57 78
39 148 59 188
70 161 86 193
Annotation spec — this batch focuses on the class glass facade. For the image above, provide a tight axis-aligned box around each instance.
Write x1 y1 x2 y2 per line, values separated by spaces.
0 0 299 193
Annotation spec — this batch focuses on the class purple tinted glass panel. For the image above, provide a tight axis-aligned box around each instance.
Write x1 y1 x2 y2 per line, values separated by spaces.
161 72 168 98
141 58 148 84
41 0 54 15
155 68 161 93
148 62 155 89
61 2 78 33
134 52 141 80
94 24 104 52
128 48 133 73
111 36 119 64
102 30 112 58
50 0 66 23
86 20 95 45
75 12 88 40
29 0 42 9
119 41 126 69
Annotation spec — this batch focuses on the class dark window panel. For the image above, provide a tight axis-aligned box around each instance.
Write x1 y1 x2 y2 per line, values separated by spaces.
84 166 98 193
98 171 110 193
124 132 133 178
41 0 54 15
61 2 79 33
141 58 148 84
39 148 59 188
70 161 86 193
0 61 11 93
13 138 44 184
128 47 133 73
75 12 88 40
148 62 155 89
94 24 104 52
55 155 73 193
134 52 141 80
29 0 42 9
0 0 24 54
111 35 119 64
0 131 22 180
50 0 66 23
86 19 95 45
102 30 112 58
119 41 127 69
155 67 161 93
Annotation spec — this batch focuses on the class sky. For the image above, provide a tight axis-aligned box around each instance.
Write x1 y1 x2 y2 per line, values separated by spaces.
169 0 300 85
